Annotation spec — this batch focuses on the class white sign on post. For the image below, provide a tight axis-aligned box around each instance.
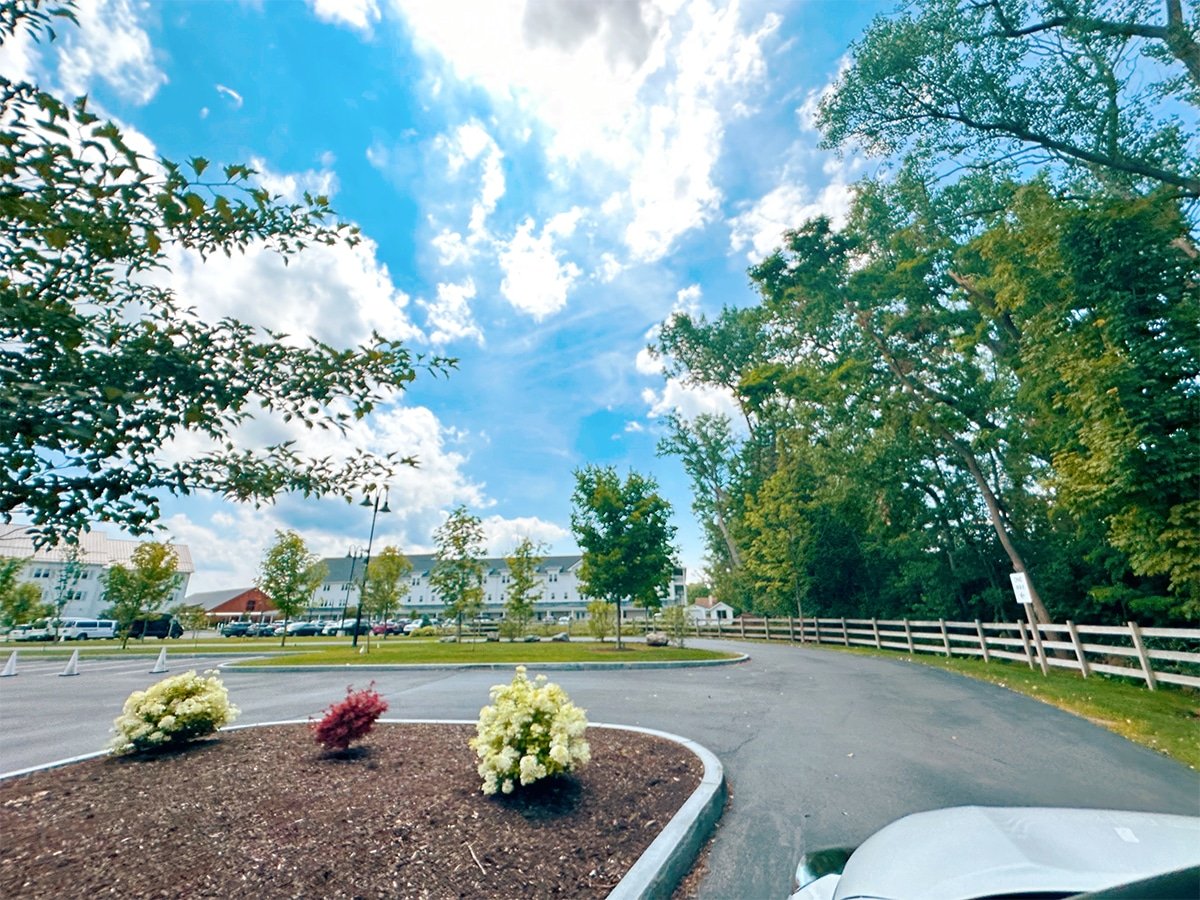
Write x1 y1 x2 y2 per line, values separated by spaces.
1010 572 1033 605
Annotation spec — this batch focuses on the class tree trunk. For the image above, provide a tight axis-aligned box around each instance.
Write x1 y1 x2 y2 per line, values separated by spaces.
948 436 1051 624
615 597 623 651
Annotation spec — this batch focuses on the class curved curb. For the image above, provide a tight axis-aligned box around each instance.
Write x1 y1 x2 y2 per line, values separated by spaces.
217 654 748 674
0 719 726 900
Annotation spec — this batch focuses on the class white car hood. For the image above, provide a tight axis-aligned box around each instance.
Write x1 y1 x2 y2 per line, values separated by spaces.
802 806 1200 900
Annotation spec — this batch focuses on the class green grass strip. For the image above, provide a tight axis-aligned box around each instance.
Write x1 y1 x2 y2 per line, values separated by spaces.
234 639 731 666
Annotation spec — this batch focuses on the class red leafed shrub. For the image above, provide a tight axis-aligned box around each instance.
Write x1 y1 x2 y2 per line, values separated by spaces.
311 683 389 752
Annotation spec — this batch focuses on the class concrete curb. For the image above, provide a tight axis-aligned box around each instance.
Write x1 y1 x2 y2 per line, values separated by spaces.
0 719 726 900
217 654 749 674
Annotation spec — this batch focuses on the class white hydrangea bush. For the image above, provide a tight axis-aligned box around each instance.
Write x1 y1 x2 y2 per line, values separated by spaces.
110 670 239 755
470 666 591 795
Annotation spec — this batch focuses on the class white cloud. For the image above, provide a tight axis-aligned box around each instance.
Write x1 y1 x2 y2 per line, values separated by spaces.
596 252 624 283
394 0 781 262
420 279 484 346
55 0 166 105
168 233 422 349
0 9 41 82
728 176 854 261
215 83 244 109
482 516 570 557
169 404 491 593
307 0 382 34
635 347 663 375
497 210 583 319
428 120 506 264
251 156 339 202
642 378 743 423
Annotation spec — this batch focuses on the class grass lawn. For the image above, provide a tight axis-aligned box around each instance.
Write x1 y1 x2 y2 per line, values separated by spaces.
233 638 733 666
836 646 1200 770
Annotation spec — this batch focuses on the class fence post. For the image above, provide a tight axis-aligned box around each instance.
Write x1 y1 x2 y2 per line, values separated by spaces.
938 619 952 657
764 617 771 642
1017 621 1035 670
1029 620 1049 676
1065 620 1089 678
1127 622 1157 691
872 618 882 649
841 618 850 647
715 618 722 638
788 616 795 643
903 619 914 654
739 617 745 639
975 620 990 663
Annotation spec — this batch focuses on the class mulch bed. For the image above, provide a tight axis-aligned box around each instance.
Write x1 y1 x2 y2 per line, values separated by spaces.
0 723 703 899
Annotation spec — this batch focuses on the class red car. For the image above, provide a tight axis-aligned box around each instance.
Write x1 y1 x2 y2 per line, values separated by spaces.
371 621 404 636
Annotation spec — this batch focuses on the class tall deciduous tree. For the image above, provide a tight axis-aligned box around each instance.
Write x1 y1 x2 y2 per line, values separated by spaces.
817 0 1200 197
256 530 326 647
503 538 544 640
362 546 413 630
0 3 449 545
430 506 485 641
570 466 677 650
104 542 180 648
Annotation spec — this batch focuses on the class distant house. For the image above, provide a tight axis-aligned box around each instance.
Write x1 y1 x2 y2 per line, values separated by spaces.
685 596 734 623
188 587 276 622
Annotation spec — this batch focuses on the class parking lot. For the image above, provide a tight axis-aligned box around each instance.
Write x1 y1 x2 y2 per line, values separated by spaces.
2 639 1197 898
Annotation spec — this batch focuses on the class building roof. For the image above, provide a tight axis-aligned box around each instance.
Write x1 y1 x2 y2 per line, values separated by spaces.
690 596 730 610
0 525 195 574
187 588 259 610
318 553 583 579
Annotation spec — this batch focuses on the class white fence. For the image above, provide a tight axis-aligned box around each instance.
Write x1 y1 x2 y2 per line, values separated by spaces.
685 616 1200 691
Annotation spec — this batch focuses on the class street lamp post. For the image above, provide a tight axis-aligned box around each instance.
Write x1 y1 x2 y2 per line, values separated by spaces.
342 546 365 625
352 490 389 648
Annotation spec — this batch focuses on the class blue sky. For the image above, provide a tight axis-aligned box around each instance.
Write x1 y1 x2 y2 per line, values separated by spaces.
2 0 891 592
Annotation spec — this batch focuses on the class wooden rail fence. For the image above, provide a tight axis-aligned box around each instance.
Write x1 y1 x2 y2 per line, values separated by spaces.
680 616 1200 691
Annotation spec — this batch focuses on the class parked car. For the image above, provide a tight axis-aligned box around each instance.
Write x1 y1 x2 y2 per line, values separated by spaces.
403 620 426 634
220 621 252 637
58 618 118 640
285 621 323 637
320 621 341 636
245 622 277 637
789 806 1200 900
127 615 184 640
11 622 52 642
371 621 403 636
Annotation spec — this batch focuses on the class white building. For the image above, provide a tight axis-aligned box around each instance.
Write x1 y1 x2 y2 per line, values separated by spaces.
307 553 685 622
0 526 194 619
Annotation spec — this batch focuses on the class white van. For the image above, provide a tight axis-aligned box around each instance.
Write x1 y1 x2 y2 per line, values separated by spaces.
58 618 118 640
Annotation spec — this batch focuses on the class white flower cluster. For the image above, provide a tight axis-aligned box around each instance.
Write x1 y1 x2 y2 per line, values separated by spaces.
110 670 239 755
470 666 591 796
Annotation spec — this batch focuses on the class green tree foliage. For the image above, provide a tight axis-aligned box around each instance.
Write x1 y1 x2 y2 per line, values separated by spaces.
503 538 544 640
0 2 449 545
104 542 180 648
657 1 1199 627
430 506 486 641
362 546 413 628
170 602 210 640
570 465 677 650
0 560 51 629
585 598 615 642
817 0 1200 197
256 530 326 646
660 604 689 648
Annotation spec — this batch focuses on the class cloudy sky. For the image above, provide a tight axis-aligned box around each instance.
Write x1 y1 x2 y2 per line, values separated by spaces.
3 0 889 593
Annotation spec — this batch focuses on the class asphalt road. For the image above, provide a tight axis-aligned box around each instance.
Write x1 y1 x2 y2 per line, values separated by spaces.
1 639 1197 899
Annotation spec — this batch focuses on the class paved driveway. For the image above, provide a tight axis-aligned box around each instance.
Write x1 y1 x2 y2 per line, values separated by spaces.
1 639 1196 899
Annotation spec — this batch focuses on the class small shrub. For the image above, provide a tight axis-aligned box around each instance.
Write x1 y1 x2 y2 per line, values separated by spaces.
311 683 389 752
110 670 238 755
470 666 590 795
